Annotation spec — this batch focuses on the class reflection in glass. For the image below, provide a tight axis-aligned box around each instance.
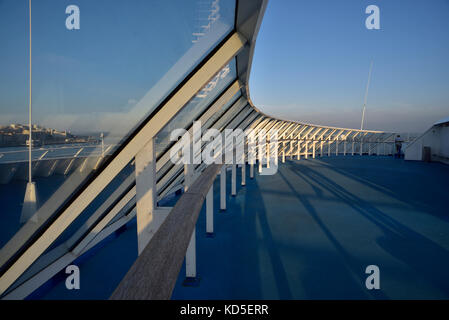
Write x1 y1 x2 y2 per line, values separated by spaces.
0 0 236 273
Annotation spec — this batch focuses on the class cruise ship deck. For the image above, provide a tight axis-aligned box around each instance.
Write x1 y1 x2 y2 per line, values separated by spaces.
26 156 449 300
1 0 448 302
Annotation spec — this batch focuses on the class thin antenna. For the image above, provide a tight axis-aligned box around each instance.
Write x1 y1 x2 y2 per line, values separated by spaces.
361 60 373 130
21 0 37 223
28 0 32 183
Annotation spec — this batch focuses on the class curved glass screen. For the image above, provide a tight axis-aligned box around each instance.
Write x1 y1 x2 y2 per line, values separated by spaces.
0 0 236 271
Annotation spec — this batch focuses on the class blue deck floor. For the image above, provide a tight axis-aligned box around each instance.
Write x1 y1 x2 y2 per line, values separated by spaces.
28 156 449 299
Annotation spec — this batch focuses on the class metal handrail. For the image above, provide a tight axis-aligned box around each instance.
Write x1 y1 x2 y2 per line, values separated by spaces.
110 163 222 300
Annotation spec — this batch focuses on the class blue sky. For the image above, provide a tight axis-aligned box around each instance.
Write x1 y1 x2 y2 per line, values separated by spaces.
1 1 448 134
0 0 234 134
249 0 449 132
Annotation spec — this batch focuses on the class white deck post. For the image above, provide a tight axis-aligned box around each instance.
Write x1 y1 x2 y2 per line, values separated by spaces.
343 141 347 156
282 141 285 163
335 140 338 156
186 228 196 279
250 161 254 178
266 136 271 168
296 140 301 160
305 141 308 159
320 141 324 157
241 154 246 186
184 163 197 279
231 164 237 196
206 185 214 236
220 165 226 210
135 138 157 255
328 140 331 156
312 141 316 158
290 140 294 160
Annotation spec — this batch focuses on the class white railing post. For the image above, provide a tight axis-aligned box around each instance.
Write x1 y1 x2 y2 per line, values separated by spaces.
267 136 271 168
343 141 347 156
184 162 197 281
290 140 293 160
250 160 254 178
282 141 286 163
220 165 226 210
241 154 246 186
305 140 308 159
231 164 237 196
312 141 316 158
320 140 324 157
185 229 197 280
135 138 158 255
206 184 214 237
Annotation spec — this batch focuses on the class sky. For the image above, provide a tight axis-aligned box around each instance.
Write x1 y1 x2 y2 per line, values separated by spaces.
0 0 234 135
1 0 448 135
249 0 449 132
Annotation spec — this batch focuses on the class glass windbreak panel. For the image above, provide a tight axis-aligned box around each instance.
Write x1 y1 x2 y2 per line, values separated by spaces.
212 98 248 132
160 106 255 197
155 89 241 184
0 0 236 272
155 59 236 158
202 90 241 130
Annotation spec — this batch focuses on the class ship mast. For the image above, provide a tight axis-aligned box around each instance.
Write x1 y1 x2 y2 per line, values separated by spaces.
361 60 373 131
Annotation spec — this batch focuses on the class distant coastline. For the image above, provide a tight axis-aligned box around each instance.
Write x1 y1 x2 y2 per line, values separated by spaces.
0 124 100 148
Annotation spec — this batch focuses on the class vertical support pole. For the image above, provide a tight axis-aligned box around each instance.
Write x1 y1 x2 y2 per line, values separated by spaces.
368 143 372 155
296 140 301 160
328 140 331 157
312 141 316 158
206 185 214 237
335 140 338 156
220 165 226 210
185 228 197 280
360 141 363 156
290 140 293 160
305 141 308 159
231 164 236 196
296 135 300 160
282 141 285 163
241 156 246 186
184 163 193 190
352 141 355 155
320 140 324 157
266 136 270 169
343 141 347 156
135 138 157 255
183 162 198 282
250 161 254 178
